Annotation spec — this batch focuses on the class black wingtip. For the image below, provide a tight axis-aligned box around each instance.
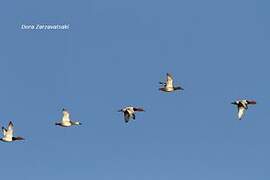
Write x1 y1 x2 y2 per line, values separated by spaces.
8 121 13 127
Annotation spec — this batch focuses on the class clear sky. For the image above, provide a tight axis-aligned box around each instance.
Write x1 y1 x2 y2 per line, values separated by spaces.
0 0 270 179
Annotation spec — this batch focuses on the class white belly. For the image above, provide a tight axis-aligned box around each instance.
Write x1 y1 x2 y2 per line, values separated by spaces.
61 121 72 127
2 137 12 142
165 87 174 92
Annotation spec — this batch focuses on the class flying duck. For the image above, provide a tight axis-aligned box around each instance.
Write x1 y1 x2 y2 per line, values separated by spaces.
118 106 145 123
0 121 24 142
159 73 184 92
55 108 81 127
231 99 256 120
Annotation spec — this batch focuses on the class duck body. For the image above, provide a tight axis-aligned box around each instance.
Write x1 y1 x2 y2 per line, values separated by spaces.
159 86 183 92
55 121 81 127
1 136 24 142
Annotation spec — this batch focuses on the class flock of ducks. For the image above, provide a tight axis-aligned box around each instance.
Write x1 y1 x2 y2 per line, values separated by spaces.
0 73 256 142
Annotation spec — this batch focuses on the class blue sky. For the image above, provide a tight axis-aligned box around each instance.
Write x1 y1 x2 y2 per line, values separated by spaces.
0 0 270 179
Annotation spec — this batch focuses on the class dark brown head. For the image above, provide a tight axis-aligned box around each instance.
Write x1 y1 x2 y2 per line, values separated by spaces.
12 137 24 141
55 122 61 126
133 107 145 112
247 100 257 105
118 109 124 113
231 101 238 105
174 86 184 90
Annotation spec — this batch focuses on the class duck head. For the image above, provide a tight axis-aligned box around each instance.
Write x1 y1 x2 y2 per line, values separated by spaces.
55 122 61 126
12 137 24 141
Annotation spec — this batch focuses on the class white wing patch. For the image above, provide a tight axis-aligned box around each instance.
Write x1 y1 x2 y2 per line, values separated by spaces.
62 110 71 122
166 74 174 88
238 107 246 120
126 108 134 115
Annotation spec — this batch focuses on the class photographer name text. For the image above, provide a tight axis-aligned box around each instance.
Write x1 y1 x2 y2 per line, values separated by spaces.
21 24 70 30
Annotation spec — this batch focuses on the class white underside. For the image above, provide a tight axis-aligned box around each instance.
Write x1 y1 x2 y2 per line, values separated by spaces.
162 87 174 92
238 107 245 119
2 137 12 142
60 121 72 127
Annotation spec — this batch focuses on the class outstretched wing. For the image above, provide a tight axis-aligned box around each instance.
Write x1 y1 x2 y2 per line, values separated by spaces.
166 73 174 88
62 109 71 122
5 121 14 139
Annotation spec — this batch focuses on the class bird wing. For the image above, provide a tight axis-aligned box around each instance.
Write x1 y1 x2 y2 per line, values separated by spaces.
62 110 71 122
5 121 14 139
124 111 130 122
166 73 174 88
238 106 246 120
2 127 7 136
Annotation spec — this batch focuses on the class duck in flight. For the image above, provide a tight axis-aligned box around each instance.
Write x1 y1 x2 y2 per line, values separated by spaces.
231 99 256 120
118 106 145 123
55 108 82 127
159 73 184 92
0 121 24 142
